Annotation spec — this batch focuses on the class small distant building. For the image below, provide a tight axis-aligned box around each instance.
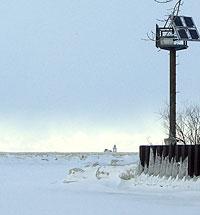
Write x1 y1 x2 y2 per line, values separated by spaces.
104 149 112 153
113 145 117 153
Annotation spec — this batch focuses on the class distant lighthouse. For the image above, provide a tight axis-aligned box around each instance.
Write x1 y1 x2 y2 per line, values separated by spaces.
113 145 117 153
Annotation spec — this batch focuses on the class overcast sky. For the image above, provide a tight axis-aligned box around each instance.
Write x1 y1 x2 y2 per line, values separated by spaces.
0 0 200 152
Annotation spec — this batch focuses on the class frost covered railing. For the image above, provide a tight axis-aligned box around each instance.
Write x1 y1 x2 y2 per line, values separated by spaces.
139 145 200 178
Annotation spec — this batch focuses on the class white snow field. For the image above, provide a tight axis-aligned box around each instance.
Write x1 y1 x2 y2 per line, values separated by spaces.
1 152 200 215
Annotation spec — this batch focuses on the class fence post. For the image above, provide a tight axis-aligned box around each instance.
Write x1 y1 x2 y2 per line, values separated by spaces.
181 145 188 162
194 145 200 177
139 146 146 168
169 145 175 162
145 146 150 168
188 145 195 177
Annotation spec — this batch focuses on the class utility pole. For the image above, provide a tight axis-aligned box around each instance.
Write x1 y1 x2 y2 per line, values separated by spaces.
169 48 176 142
138 2 200 178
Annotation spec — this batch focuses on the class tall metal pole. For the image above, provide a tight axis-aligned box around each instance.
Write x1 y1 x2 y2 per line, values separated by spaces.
169 47 176 144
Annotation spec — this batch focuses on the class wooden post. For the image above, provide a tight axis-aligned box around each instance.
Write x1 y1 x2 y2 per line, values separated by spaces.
194 145 200 176
188 145 195 177
169 48 176 144
139 146 146 168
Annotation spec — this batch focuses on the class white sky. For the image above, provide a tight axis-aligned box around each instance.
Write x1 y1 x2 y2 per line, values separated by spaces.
0 0 200 152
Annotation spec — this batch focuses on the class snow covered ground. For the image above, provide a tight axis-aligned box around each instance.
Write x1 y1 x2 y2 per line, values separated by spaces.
1 152 200 215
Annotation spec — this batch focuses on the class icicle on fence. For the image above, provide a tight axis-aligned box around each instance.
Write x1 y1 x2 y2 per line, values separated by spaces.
138 145 200 178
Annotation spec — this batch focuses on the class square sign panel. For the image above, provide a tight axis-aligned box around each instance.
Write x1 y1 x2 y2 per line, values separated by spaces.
183 17 194 28
173 16 184 27
178 29 189 40
189 29 200 40
171 15 200 41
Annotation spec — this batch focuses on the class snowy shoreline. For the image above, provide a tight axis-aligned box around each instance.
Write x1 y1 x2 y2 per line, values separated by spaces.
1 152 200 215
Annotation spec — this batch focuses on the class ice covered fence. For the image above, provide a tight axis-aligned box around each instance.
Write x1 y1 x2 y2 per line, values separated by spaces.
139 145 200 178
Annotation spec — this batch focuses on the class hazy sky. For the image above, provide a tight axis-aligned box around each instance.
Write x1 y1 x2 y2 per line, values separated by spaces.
0 0 200 152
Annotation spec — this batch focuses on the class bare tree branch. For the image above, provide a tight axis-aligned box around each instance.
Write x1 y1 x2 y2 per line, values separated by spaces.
154 0 174 3
159 103 200 145
146 0 184 41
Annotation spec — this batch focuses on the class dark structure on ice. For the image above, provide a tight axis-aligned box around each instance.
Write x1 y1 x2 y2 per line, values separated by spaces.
139 2 200 178
139 145 200 178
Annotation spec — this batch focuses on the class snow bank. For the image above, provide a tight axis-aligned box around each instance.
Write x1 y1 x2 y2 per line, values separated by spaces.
65 153 200 191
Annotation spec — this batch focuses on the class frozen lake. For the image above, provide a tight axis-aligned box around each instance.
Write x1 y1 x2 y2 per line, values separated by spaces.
0 153 200 215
